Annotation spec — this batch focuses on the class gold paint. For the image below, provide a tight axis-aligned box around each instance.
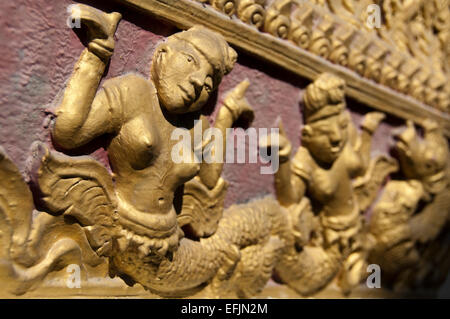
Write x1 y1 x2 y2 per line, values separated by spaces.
369 119 450 291
0 146 108 296
236 0 266 29
328 24 356 67
289 3 314 49
261 73 396 295
1 4 290 298
195 0 236 16
0 2 449 299
117 0 450 136
263 0 293 39
308 13 334 59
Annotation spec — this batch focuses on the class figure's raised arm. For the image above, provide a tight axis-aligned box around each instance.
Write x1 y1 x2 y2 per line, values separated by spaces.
53 5 121 149
198 79 255 189
259 120 306 207
351 111 385 174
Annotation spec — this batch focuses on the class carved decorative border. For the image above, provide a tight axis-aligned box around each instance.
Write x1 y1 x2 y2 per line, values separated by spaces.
115 0 450 136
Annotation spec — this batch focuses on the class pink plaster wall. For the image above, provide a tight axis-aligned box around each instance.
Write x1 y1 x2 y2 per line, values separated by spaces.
0 0 403 208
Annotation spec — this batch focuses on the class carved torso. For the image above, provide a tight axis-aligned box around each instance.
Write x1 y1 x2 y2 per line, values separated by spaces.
95 74 200 236
291 142 362 218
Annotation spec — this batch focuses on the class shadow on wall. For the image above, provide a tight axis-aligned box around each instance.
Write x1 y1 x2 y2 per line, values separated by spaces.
438 274 450 298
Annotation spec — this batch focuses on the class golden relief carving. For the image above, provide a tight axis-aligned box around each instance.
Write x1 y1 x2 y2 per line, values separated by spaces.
0 4 290 298
42 5 276 297
368 119 450 291
260 73 397 295
0 3 449 299
0 146 109 296
117 0 450 136
236 0 266 29
196 0 237 16
191 0 450 113
263 0 293 39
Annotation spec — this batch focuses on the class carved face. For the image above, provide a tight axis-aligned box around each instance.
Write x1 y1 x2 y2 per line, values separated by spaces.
302 110 349 165
152 40 215 114
394 121 449 193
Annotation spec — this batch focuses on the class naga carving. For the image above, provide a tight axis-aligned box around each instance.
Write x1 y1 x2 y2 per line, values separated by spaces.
369 119 450 292
0 145 109 296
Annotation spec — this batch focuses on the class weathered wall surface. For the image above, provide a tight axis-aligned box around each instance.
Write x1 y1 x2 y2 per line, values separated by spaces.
0 0 401 208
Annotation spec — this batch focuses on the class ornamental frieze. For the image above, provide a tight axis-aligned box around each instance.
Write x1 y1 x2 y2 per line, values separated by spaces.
0 1 448 298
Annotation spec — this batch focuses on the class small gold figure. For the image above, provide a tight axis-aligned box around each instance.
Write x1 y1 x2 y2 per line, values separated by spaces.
263 73 395 295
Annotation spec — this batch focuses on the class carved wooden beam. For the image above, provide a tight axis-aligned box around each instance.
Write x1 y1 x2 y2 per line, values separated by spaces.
115 0 450 136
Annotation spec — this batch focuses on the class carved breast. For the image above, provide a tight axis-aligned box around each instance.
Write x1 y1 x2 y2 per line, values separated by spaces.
109 101 200 214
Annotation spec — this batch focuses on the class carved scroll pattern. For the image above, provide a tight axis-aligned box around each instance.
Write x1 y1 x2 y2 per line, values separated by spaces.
195 0 449 113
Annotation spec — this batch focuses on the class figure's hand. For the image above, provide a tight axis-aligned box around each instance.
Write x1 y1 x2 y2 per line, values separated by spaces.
259 120 292 163
361 112 385 134
69 4 122 60
223 79 255 126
